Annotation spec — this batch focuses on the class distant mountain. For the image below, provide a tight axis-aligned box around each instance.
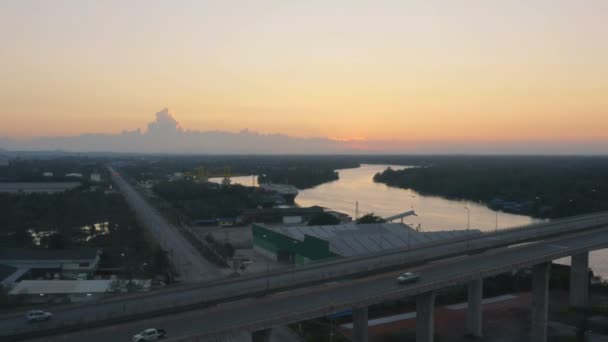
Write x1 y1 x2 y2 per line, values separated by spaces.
0 109 350 154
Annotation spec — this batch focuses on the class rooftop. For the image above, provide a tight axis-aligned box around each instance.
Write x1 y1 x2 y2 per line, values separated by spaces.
0 248 99 261
0 264 17 282
9 280 111 295
0 182 81 193
9 279 151 295
262 223 480 257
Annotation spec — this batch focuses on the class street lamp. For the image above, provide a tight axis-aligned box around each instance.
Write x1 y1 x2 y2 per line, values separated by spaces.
262 234 270 291
464 206 470 249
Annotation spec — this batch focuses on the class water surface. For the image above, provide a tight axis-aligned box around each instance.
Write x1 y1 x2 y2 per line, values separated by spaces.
217 164 608 278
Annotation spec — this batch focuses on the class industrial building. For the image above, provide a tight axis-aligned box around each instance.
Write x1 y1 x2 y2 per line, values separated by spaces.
0 248 100 284
8 279 151 304
252 223 479 264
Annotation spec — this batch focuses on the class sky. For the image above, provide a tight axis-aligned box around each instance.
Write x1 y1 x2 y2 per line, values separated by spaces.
1 1 607 153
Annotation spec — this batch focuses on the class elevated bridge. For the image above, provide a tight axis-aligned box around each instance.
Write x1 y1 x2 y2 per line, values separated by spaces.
3 212 608 342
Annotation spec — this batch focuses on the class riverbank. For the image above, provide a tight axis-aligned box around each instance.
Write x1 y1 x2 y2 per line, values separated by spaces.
372 157 608 219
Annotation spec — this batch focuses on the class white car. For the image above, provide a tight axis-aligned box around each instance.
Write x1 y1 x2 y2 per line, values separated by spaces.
26 310 52 322
397 272 420 284
132 328 166 341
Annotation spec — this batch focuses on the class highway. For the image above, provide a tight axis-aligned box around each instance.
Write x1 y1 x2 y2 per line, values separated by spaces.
108 166 220 282
22 227 608 342
3 212 608 340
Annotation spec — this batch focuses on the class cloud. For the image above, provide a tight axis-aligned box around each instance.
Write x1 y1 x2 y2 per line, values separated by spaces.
0 109 606 155
0 109 348 154
146 108 183 135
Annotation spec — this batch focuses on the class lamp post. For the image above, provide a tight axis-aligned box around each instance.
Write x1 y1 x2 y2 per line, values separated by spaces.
464 206 470 249
262 234 270 291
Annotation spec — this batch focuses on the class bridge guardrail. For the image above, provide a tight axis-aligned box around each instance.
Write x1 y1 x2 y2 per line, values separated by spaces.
4 212 608 340
169 230 608 341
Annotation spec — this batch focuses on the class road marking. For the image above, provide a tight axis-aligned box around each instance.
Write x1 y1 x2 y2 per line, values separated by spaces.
548 244 569 249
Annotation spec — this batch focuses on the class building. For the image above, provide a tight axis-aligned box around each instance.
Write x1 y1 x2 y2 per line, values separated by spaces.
0 264 24 288
0 248 100 280
0 182 81 194
252 223 479 264
65 173 83 178
240 206 330 224
90 173 102 182
9 280 111 304
8 279 152 304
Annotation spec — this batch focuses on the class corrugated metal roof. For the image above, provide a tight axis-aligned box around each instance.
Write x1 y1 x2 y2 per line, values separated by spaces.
263 223 479 257
0 248 99 261
9 280 112 295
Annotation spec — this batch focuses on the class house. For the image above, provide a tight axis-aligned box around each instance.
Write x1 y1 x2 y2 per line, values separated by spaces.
0 248 101 280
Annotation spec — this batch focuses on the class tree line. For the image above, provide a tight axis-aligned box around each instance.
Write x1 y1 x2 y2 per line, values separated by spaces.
373 156 608 218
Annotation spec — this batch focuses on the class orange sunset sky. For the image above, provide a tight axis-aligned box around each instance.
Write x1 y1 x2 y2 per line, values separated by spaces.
1 1 607 148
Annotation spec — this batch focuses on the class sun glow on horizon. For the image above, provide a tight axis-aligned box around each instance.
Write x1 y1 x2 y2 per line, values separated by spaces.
0 1 607 153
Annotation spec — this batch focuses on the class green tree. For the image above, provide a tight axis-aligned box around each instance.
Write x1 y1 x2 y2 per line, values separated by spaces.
0 286 9 308
356 213 386 224
307 212 341 226
11 229 34 247
47 233 67 249
220 243 235 258
150 245 171 277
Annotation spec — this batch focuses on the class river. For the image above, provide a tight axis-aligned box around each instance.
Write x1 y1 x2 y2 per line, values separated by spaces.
215 164 608 278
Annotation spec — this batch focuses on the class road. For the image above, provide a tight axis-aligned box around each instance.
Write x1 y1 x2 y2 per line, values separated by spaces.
108 166 220 282
23 227 608 342
3 212 608 340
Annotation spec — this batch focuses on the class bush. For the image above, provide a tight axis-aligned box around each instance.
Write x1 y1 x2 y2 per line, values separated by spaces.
308 212 341 226
356 213 386 224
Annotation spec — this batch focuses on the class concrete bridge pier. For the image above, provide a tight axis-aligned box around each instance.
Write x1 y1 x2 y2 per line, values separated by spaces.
466 278 483 338
531 262 551 342
416 291 436 342
352 306 369 342
569 252 589 308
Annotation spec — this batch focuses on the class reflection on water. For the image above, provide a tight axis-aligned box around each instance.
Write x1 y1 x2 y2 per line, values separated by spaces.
298 165 538 232
210 175 258 187
219 164 608 278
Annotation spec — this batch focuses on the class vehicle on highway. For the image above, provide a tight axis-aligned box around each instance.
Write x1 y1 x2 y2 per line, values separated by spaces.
26 310 52 322
397 272 420 284
132 328 166 341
